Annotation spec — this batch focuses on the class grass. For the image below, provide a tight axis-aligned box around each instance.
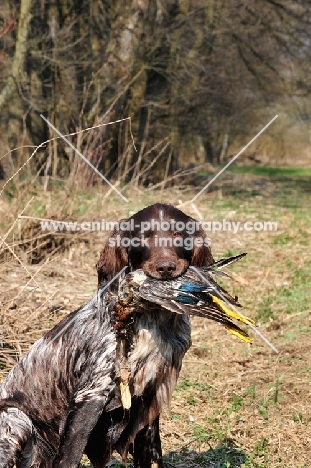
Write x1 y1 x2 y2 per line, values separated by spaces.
256 259 311 323
1 167 311 467
229 166 311 177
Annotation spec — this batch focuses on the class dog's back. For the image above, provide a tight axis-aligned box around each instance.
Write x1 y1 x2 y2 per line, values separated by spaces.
0 290 116 466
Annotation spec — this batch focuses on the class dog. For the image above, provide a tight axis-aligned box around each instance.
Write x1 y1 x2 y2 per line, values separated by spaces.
0 203 214 467
96 203 214 284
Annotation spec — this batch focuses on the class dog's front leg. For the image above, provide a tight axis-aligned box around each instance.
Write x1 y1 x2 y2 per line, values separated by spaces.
52 398 105 468
133 415 163 468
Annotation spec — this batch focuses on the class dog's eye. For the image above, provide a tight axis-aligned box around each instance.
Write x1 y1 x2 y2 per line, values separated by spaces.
173 231 183 238
137 231 152 240
140 231 151 238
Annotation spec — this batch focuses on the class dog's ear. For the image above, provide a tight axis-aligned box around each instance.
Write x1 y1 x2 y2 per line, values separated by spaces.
191 226 214 267
96 221 129 286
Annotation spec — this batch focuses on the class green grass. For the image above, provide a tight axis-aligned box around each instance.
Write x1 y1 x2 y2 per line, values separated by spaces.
175 378 212 393
199 164 311 212
163 445 247 468
229 166 311 177
256 260 311 323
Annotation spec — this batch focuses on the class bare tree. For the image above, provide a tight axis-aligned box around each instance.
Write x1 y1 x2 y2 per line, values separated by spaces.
0 0 310 185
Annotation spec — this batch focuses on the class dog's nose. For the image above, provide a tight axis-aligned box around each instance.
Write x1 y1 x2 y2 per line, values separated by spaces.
156 261 176 277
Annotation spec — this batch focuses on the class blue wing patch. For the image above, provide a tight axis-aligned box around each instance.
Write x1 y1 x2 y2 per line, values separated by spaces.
178 283 206 293
175 294 199 304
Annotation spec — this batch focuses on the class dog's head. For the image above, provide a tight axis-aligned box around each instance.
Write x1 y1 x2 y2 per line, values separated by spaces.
96 203 214 285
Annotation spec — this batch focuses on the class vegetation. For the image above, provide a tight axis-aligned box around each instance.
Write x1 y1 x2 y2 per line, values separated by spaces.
0 0 311 187
1 169 310 467
1 1 310 466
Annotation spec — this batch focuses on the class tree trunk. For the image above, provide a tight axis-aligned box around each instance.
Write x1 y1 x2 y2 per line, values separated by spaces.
0 0 32 112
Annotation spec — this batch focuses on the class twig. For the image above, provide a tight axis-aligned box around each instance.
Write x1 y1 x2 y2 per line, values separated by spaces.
0 237 41 292
0 117 136 197
0 197 34 250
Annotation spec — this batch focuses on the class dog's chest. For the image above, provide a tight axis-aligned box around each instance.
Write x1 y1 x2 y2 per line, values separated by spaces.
125 310 191 404
86 309 192 462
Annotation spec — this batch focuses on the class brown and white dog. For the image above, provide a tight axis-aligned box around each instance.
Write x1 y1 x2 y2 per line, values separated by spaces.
0 203 213 467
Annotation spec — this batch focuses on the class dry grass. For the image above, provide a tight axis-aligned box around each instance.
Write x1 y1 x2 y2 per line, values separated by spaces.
0 168 310 467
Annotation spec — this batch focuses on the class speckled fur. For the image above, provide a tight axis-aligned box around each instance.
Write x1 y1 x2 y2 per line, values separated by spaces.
0 287 191 467
0 203 214 467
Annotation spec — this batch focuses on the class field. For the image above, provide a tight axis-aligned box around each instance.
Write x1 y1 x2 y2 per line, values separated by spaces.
0 167 310 467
